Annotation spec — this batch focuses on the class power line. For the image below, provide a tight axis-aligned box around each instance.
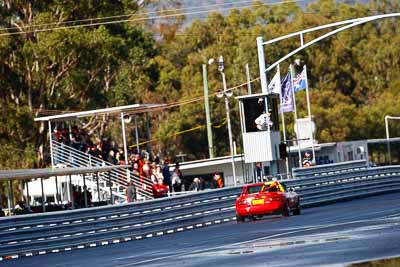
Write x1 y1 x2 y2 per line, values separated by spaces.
35 76 260 117
0 0 286 32
0 0 304 37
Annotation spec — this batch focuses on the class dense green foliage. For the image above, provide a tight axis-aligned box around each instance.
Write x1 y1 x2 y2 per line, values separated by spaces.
0 0 400 170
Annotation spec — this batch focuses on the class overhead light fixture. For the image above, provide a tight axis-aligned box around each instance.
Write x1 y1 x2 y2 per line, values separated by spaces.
225 90 233 97
216 91 224 98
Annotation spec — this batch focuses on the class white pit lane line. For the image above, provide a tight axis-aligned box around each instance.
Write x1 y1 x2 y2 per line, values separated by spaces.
114 216 400 267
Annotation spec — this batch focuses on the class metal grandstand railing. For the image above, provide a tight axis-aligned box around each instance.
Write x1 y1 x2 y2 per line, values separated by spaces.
51 140 153 200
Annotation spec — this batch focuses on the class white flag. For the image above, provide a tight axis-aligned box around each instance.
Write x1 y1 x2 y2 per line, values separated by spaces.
267 70 281 95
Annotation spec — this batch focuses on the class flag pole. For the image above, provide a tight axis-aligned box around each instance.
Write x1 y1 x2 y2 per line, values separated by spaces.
290 65 302 167
277 65 290 178
304 65 316 164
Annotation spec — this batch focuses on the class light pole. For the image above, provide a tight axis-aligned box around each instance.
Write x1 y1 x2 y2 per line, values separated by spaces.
203 59 215 159
385 116 391 165
216 56 237 186
384 115 400 165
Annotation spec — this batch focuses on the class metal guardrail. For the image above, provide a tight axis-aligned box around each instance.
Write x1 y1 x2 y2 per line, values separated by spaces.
292 159 368 178
1 165 400 261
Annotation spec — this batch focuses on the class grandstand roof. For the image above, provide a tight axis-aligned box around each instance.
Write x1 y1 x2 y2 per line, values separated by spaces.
34 103 166 122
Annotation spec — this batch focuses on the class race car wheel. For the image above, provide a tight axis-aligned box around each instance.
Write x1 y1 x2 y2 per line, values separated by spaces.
282 202 290 217
236 214 245 223
292 205 301 215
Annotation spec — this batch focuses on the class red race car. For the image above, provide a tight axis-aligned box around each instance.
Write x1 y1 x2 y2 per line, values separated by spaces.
235 181 300 222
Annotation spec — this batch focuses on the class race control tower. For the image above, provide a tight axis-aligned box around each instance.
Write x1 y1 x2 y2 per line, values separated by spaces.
236 93 281 179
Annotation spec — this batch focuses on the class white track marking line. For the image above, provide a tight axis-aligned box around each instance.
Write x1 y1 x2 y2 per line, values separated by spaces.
115 216 399 267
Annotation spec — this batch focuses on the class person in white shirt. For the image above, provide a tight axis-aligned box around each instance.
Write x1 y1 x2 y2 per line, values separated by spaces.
255 112 273 131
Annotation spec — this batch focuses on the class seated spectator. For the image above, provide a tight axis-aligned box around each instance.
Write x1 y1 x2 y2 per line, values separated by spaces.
211 173 224 189
14 201 30 215
152 178 169 198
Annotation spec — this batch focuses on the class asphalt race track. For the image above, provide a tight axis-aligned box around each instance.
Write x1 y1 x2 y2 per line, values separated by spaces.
3 192 400 267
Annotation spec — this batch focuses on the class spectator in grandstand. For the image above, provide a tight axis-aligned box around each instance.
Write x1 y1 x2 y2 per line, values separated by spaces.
152 178 169 198
142 160 152 178
14 201 31 215
115 151 125 165
74 186 84 208
171 168 183 193
255 162 262 182
133 154 144 175
61 128 70 144
88 144 102 159
211 173 224 189
126 181 136 202
151 164 164 184
173 162 183 180
107 150 118 165
132 162 141 177
189 177 203 192
70 135 82 151
101 138 111 160
83 186 92 207
161 159 172 192
302 152 313 167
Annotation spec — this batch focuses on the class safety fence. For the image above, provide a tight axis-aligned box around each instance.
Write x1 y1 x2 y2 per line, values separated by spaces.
1 164 400 261
52 140 153 200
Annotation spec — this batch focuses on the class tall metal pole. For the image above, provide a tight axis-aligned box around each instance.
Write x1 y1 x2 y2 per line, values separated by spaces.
48 120 54 168
9 180 14 211
134 115 140 154
69 175 74 209
256 37 268 94
278 65 290 177
290 65 303 167
120 112 129 165
245 64 252 95
108 172 113 204
41 178 46 212
146 113 152 156
25 180 31 209
221 71 237 186
55 176 60 204
385 116 392 165
304 65 316 163
96 172 101 202
121 112 130 182
203 64 215 158
83 174 88 208
6 180 12 216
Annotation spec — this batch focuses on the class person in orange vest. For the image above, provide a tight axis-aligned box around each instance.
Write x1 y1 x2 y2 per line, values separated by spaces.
211 173 224 189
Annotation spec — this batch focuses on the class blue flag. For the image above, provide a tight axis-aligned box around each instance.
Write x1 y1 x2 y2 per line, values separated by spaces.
280 72 294 113
293 69 306 92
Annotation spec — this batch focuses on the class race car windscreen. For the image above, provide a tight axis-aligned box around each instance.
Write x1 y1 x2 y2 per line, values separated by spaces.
245 185 263 194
